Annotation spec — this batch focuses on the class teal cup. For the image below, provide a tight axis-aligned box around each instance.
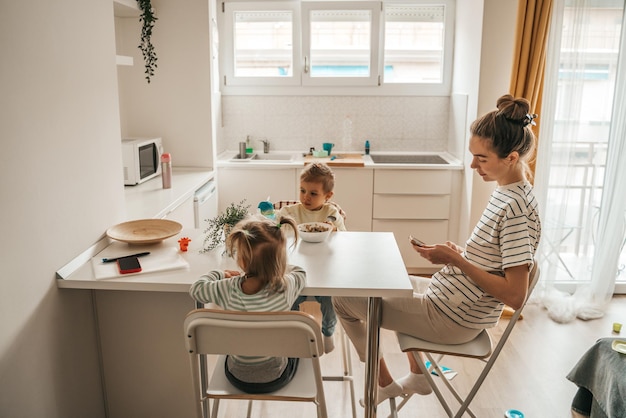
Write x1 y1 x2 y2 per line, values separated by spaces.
322 142 334 155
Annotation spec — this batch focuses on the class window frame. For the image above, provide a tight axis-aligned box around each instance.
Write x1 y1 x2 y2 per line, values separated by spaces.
219 0 455 96
301 1 381 87
221 1 302 87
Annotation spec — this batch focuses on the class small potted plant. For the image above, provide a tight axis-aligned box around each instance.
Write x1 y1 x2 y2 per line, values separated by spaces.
201 200 251 253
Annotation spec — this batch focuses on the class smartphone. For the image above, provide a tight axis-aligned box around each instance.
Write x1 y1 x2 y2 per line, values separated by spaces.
117 256 142 274
409 235 425 247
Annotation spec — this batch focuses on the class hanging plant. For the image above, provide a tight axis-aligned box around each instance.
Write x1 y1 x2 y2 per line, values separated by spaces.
137 0 157 83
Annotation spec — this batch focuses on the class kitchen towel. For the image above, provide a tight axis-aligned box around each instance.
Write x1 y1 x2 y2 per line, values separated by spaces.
92 244 188 280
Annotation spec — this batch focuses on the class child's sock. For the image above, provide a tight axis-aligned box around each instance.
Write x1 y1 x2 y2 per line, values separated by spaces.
359 380 403 407
398 372 433 395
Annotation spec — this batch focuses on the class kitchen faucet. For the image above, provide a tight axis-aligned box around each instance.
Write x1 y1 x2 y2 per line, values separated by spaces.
260 138 270 153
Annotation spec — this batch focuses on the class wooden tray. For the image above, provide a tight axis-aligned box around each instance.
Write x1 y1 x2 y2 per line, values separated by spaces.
106 219 182 244
303 153 365 167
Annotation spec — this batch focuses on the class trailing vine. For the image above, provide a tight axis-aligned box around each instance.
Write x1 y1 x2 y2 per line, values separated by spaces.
137 0 157 83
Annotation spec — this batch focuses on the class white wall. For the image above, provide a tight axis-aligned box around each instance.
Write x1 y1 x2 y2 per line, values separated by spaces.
0 0 125 416
220 95 450 154
468 0 518 230
450 0 518 240
118 0 214 168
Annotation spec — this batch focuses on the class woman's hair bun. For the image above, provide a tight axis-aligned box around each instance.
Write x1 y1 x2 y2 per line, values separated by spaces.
496 94 531 120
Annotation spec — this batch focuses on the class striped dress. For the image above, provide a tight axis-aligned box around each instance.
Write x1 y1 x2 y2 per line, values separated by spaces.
426 181 541 329
189 265 306 382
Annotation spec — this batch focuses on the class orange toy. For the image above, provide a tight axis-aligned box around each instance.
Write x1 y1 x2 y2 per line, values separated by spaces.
178 237 191 252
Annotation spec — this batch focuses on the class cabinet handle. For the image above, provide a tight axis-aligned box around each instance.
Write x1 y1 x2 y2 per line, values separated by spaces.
304 56 309 74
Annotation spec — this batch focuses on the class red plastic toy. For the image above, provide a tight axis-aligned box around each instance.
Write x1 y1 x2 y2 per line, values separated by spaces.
178 237 191 252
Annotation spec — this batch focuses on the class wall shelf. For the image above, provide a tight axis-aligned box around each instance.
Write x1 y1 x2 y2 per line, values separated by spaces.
116 55 134 66
113 0 140 17
113 0 139 66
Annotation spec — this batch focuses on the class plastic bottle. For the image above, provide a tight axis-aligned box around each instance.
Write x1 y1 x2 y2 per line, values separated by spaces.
257 200 276 220
161 153 172 189
365 140 370 155
245 135 253 154
342 115 353 150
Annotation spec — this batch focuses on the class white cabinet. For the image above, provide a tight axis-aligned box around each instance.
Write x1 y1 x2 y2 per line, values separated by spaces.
217 167 299 213
332 168 373 231
215 164 461 273
372 169 459 273
160 195 195 229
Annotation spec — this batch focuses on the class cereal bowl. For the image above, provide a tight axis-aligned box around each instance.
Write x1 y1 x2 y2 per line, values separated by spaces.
298 222 332 243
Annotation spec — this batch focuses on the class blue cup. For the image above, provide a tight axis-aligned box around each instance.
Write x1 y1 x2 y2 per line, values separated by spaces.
322 142 334 155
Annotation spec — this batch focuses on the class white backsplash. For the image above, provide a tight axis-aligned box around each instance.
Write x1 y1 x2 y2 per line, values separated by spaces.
218 96 450 154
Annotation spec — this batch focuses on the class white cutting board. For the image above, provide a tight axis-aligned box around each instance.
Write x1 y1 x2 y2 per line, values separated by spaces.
92 242 188 280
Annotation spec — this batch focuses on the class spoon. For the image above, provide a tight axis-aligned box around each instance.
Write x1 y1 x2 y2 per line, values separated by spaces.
326 215 337 223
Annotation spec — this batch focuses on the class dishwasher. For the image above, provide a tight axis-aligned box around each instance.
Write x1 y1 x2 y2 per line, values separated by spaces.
193 179 218 229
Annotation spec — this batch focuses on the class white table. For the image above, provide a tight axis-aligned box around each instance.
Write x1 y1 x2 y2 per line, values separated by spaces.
58 230 413 418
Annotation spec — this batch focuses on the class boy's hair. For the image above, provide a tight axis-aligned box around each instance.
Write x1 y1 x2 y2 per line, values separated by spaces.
225 214 298 293
300 163 335 193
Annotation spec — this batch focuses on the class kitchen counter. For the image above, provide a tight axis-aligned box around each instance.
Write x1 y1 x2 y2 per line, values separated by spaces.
125 167 215 220
216 150 463 170
56 168 215 281
57 229 227 291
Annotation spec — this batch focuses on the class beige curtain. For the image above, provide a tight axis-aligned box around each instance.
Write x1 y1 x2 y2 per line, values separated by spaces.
509 0 553 180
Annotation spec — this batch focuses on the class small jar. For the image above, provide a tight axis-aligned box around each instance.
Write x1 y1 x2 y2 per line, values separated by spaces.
161 153 172 189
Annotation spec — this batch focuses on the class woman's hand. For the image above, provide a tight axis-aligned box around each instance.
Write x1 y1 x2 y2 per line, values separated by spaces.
446 241 464 254
413 243 463 266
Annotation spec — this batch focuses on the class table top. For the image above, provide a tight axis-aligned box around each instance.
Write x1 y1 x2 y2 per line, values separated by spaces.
58 230 413 298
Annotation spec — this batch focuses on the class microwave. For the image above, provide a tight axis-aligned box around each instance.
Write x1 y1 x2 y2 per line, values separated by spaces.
122 137 163 185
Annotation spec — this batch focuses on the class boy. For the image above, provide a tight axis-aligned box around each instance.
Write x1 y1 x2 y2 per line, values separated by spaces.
277 163 346 353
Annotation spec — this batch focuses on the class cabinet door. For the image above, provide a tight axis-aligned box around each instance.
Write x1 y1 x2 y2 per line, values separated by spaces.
161 196 195 229
373 195 450 219
332 168 373 231
374 170 452 194
217 167 298 213
372 169 455 273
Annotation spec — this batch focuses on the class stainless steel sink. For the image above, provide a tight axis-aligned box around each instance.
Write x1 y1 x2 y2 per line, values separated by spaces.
369 154 449 164
251 153 294 161
229 153 295 162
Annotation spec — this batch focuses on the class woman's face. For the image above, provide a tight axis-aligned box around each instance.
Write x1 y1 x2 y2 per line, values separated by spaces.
469 135 521 185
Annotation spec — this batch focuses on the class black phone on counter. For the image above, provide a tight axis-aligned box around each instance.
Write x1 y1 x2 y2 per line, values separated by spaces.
117 256 142 274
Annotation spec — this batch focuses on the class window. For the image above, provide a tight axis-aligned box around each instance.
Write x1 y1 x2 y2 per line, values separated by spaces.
222 1 301 86
383 3 447 83
219 0 454 95
537 0 625 286
302 2 380 86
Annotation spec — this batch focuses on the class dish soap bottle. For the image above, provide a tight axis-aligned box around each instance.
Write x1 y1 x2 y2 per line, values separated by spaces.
161 153 172 189
365 140 370 155
245 135 253 154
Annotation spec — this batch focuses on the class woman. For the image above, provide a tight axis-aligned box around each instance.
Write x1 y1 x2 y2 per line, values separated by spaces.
332 94 542 404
